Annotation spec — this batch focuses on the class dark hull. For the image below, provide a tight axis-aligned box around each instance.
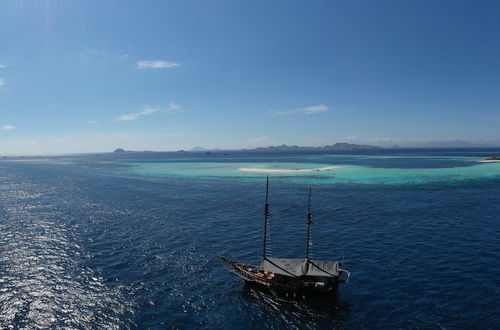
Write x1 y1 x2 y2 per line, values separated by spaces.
219 255 342 297
243 281 339 300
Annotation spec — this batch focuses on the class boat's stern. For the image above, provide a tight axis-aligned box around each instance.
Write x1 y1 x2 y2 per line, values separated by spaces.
338 268 351 284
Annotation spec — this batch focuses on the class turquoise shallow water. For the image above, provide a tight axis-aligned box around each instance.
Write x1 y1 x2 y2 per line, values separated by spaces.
110 158 500 185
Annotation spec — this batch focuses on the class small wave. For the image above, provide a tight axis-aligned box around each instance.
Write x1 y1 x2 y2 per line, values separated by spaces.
0 181 132 329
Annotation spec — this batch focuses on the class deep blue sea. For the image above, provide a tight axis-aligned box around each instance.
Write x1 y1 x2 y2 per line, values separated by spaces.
1 149 499 329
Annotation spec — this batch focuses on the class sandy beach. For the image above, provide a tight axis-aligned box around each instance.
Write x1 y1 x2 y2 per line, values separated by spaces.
238 166 339 173
479 159 500 163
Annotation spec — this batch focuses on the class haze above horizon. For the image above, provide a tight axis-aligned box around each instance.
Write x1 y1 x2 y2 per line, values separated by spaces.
1 0 500 154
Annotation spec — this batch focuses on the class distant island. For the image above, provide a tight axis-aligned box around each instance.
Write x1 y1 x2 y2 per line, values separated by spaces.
183 143 380 153
189 146 225 152
113 148 153 153
239 165 339 173
481 157 500 162
113 143 500 154
254 143 380 151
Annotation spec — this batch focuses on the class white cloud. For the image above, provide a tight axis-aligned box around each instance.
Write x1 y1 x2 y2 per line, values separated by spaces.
299 105 329 114
250 136 270 143
0 64 7 68
88 120 100 125
136 60 179 69
115 106 159 121
1 125 16 131
248 136 275 147
115 103 181 121
0 78 5 87
163 102 181 113
268 104 329 115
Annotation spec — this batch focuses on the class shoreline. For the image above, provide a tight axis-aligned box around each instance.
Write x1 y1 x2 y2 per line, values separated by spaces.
238 166 339 173
479 159 500 163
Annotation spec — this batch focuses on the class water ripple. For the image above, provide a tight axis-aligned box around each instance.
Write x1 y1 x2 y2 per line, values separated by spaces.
0 179 132 329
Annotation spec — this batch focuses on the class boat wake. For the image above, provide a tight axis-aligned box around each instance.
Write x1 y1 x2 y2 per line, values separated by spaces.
240 284 351 329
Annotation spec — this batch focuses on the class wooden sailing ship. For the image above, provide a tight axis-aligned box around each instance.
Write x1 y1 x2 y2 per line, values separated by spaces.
219 177 350 297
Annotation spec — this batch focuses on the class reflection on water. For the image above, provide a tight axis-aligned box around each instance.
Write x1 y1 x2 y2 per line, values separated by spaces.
0 180 131 329
240 283 351 329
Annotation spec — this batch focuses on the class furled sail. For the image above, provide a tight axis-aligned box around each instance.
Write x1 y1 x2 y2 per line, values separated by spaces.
261 257 340 278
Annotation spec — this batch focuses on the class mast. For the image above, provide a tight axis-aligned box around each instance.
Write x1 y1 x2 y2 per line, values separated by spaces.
305 187 313 260
262 176 270 261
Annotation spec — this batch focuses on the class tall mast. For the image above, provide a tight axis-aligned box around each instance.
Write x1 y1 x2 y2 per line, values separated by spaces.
262 176 270 261
305 187 313 260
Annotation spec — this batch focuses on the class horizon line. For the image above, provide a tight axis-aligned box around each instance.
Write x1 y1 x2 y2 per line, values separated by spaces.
3 145 500 157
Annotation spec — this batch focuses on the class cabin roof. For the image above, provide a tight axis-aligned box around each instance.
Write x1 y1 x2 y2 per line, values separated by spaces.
261 257 340 277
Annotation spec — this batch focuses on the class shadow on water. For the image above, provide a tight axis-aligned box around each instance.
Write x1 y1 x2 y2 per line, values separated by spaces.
239 283 352 329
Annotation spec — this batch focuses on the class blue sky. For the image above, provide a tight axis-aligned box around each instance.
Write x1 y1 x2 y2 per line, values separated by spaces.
1 0 499 154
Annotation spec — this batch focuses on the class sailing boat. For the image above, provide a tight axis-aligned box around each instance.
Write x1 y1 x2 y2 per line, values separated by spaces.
219 177 350 297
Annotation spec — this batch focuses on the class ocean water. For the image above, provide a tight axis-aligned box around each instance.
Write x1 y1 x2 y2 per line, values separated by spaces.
1 149 499 329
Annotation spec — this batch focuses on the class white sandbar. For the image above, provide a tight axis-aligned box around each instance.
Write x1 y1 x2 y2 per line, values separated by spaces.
238 166 340 173
480 159 500 163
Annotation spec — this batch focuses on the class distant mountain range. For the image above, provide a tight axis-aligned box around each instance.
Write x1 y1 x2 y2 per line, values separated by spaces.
186 143 380 152
189 146 225 152
114 141 499 154
253 143 380 151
